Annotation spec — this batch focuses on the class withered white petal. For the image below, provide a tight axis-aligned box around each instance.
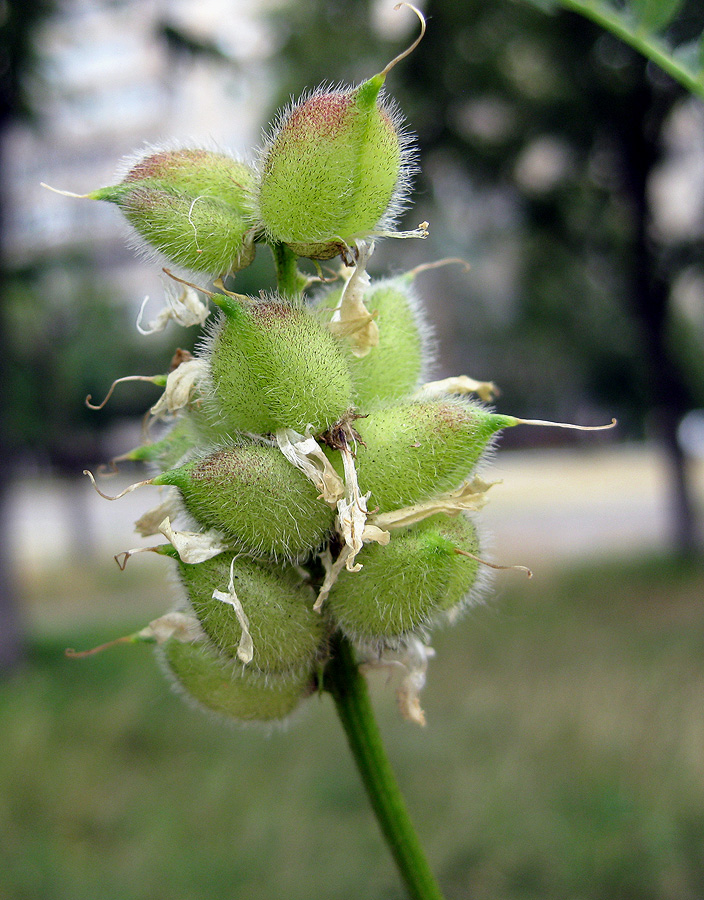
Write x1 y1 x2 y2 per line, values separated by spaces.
313 545 352 612
137 282 210 335
149 358 208 420
137 611 204 644
158 516 226 563
134 495 180 537
275 428 345 505
369 475 496 531
212 557 254 664
329 240 378 358
416 374 498 403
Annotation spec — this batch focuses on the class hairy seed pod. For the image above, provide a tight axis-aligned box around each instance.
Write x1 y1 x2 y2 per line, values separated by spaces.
257 73 413 259
122 403 236 473
90 148 257 275
330 400 514 513
122 419 197 470
327 514 480 642
177 552 326 676
154 442 336 558
161 638 315 723
205 294 353 434
315 272 432 407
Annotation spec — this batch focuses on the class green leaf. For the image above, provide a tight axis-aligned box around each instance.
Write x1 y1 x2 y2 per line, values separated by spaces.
521 0 561 14
630 0 685 33
535 0 704 99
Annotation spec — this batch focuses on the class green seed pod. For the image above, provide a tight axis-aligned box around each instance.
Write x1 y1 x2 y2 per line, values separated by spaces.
315 272 432 408
161 637 314 724
154 442 336 558
120 402 237 474
330 399 515 513
204 294 353 434
177 552 326 676
257 72 414 259
89 147 257 275
327 514 480 642
122 417 200 471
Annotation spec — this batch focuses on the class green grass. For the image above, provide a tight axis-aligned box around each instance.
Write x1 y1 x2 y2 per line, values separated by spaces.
2 552 704 900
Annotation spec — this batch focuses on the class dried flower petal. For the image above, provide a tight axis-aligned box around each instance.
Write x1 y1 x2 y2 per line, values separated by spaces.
327 241 379 357
136 611 205 645
417 375 498 402
134 495 180 537
158 516 227 563
137 280 210 335
275 428 345 505
361 637 435 727
212 557 254 664
149 358 208 420
369 475 496 531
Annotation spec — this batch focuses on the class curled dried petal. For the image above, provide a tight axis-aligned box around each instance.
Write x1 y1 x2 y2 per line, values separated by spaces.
134 496 180 537
328 241 378 358
416 375 498 403
137 280 210 335
212 557 254 665
158 516 227 563
275 428 345 505
149 358 208 420
369 475 496 531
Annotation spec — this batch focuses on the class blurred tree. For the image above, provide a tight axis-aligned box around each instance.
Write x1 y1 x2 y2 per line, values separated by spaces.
0 3 278 672
403 0 703 554
268 0 704 553
0 0 57 670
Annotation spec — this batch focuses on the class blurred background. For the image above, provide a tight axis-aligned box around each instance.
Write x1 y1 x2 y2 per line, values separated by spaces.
1 1 704 898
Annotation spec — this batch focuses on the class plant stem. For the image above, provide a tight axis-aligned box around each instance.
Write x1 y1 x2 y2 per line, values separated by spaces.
324 633 446 900
271 241 301 299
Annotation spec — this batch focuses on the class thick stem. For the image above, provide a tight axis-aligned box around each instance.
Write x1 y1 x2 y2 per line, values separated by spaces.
271 241 302 299
324 633 446 900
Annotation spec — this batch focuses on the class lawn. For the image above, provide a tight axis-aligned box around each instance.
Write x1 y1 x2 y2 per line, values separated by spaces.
1 552 703 900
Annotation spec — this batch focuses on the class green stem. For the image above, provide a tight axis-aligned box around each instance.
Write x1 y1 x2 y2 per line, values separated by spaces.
324 633 446 900
271 241 302 299
552 0 704 99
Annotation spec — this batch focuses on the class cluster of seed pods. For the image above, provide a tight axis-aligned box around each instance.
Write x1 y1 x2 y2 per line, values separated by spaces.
69 6 608 726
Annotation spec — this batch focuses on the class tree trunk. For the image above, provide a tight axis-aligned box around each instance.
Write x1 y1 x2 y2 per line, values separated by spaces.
617 77 700 554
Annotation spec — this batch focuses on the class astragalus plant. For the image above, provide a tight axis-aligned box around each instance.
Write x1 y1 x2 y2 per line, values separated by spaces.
55 6 610 898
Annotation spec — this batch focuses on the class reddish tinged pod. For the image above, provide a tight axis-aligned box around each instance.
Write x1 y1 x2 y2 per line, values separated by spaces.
258 76 411 259
89 148 257 275
205 293 353 435
257 7 426 259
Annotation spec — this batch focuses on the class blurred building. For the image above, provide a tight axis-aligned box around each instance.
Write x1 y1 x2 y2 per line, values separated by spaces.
2 0 279 298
